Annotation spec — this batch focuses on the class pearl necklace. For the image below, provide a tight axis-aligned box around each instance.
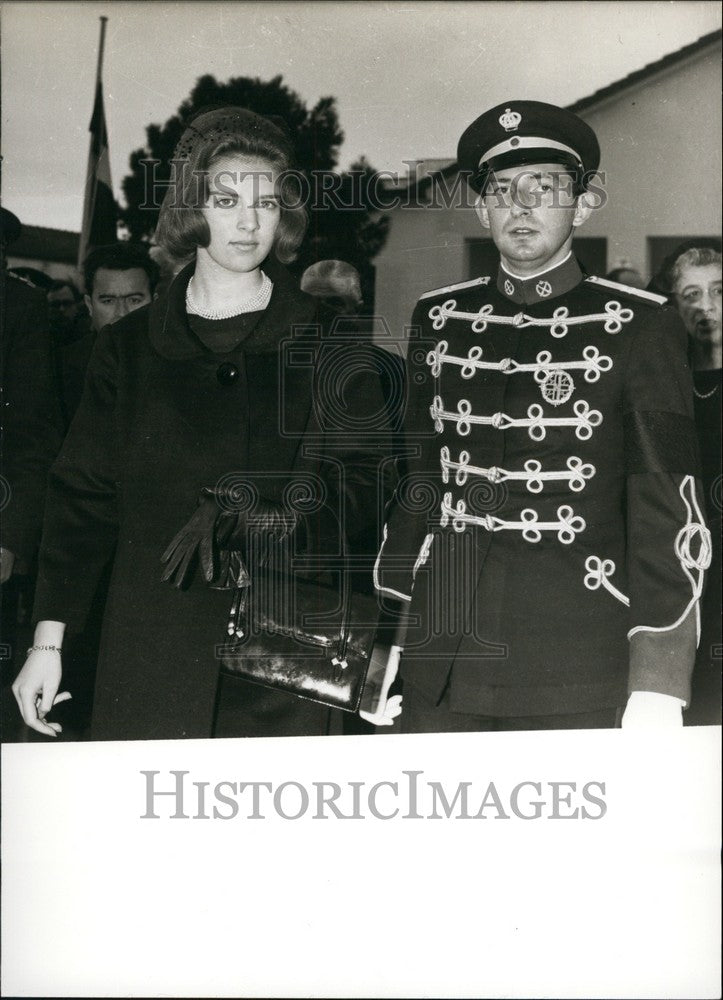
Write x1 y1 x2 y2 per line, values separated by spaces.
186 271 273 320
693 383 719 400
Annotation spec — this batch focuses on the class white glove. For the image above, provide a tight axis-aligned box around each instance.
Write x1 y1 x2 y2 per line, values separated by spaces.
360 693 403 727
359 644 403 726
621 690 685 729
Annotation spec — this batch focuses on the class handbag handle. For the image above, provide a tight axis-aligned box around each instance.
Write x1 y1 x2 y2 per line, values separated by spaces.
330 560 352 670
227 554 355 670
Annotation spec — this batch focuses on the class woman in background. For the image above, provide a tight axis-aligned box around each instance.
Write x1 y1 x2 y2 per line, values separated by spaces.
659 242 721 724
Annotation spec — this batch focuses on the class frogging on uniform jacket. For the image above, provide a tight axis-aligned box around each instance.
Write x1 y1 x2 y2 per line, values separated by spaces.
32 262 393 740
375 255 710 717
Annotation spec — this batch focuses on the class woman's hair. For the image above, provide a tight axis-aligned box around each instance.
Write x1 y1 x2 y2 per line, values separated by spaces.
668 246 722 293
651 239 722 295
155 107 308 264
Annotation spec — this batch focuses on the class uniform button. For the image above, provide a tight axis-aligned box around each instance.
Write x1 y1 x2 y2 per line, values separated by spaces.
216 363 239 386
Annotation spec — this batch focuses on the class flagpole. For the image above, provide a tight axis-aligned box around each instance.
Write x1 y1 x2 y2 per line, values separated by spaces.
78 16 112 269
95 16 108 87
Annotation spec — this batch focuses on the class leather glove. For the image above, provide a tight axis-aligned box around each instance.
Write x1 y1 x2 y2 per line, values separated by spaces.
210 548 252 592
161 489 302 589
217 497 300 550
161 488 219 588
216 496 302 571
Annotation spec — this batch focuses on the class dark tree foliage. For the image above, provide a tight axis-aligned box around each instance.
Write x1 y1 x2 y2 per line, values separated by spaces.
120 74 388 303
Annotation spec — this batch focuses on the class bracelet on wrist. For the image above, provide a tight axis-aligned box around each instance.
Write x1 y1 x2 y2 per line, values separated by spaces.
27 644 62 655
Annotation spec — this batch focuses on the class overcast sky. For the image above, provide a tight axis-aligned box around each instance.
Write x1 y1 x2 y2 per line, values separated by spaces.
2 1 721 233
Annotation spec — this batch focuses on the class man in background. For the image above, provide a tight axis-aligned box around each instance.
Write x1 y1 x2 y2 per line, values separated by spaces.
1 209 63 730
605 265 645 289
1 208 63 587
59 242 159 426
47 279 87 346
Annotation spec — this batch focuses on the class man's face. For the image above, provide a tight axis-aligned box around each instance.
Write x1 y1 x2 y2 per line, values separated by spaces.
476 163 591 275
47 286 80 330
672 263 722 348
85 267 152 332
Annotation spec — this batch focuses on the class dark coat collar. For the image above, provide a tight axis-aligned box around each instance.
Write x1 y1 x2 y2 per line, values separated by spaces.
148 258 317 360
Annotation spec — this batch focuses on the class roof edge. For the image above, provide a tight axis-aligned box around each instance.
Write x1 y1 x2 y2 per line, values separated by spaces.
567 28 721 114
399 29 722 195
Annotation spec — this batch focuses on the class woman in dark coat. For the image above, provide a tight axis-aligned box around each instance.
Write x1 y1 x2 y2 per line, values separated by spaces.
13 108 391 741
664 244 722 724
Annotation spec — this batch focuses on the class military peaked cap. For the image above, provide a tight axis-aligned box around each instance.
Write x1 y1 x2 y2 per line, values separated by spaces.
457 100 600 193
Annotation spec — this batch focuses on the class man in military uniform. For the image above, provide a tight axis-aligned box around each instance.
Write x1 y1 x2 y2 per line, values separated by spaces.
374 101 710 732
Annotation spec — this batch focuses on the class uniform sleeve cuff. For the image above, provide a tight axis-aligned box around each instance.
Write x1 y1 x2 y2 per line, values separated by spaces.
628 607 697 705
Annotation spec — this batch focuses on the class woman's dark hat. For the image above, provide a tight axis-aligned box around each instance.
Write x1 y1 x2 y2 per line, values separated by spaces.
174 106 292 160
457 100 600 194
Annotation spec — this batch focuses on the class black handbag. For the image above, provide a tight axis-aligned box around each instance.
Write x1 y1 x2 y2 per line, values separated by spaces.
217 566 379 712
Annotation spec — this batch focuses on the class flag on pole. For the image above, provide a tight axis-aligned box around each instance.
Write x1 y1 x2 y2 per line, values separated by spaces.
78 17 116 267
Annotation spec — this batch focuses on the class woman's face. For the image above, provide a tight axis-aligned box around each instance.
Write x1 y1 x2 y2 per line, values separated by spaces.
198 155 282 274
673 262 722 346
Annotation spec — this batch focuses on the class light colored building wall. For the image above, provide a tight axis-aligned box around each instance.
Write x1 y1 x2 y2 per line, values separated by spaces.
580 44 721 273
373 39 721 352
373 200 481 354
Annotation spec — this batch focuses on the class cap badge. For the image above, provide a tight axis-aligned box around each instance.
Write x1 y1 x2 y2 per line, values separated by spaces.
499 108 522 132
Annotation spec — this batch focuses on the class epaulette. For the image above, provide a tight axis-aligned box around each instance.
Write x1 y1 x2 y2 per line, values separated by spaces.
419 275 491 301
584 275 669 307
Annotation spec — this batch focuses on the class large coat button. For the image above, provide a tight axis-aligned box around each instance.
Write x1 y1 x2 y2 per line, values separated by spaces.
216 362 239 386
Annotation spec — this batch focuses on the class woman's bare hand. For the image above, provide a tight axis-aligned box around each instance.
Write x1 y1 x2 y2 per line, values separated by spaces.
12 649 70 737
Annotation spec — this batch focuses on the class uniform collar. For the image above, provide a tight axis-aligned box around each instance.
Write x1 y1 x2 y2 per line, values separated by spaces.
496 252 583 305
